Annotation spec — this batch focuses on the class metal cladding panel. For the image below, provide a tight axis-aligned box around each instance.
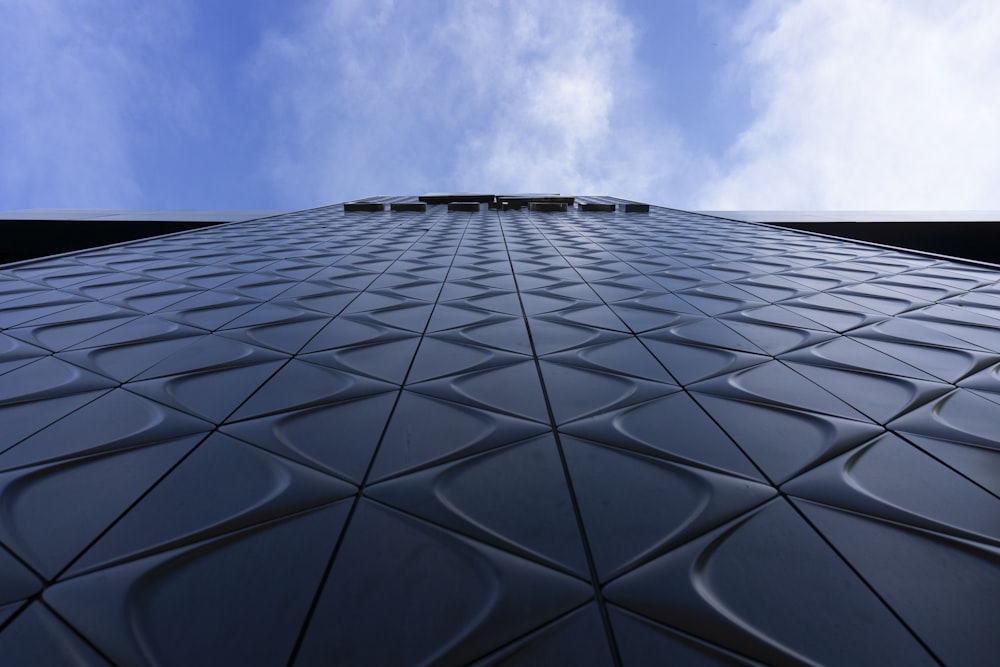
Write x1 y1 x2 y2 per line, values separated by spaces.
0 200 997 665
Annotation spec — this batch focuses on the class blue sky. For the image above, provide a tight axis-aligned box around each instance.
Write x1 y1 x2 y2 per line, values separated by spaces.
2 0 999 211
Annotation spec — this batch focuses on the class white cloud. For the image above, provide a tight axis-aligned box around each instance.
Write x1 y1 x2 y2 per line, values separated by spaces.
253 0 694 205
0 1 192 209
9 1 998 212
701 0 1000 209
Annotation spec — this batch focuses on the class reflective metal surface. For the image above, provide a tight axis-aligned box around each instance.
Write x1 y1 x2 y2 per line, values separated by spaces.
0 198 997 665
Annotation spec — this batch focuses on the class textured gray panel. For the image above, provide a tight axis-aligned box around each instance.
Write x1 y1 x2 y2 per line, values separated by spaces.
0 198 996 664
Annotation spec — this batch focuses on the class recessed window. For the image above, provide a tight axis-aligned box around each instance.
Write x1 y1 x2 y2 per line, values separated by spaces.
579 203 615 212
448 202 481 212
344 202 384 212
391 202 427 212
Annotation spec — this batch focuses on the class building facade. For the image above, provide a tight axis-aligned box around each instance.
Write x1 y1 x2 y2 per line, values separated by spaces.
0 195 997 665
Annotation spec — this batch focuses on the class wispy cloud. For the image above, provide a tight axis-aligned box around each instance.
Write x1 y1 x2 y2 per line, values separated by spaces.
253 0 693 204
701 0 1000 209
0 1 193 209
438 1 694 198
258 0 1000 210
6 1 998 212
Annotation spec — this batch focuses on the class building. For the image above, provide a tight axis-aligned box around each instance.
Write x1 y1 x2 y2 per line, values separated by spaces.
0 195 997 665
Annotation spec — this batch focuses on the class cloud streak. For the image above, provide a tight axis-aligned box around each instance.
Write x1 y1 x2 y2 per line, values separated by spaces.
11 1 996 211
701 0 1000 209
0 1 193 209
257 0 1000 210
253 0 692 205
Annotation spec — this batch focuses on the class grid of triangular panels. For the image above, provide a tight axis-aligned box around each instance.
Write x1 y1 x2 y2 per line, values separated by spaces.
0 198 998 666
